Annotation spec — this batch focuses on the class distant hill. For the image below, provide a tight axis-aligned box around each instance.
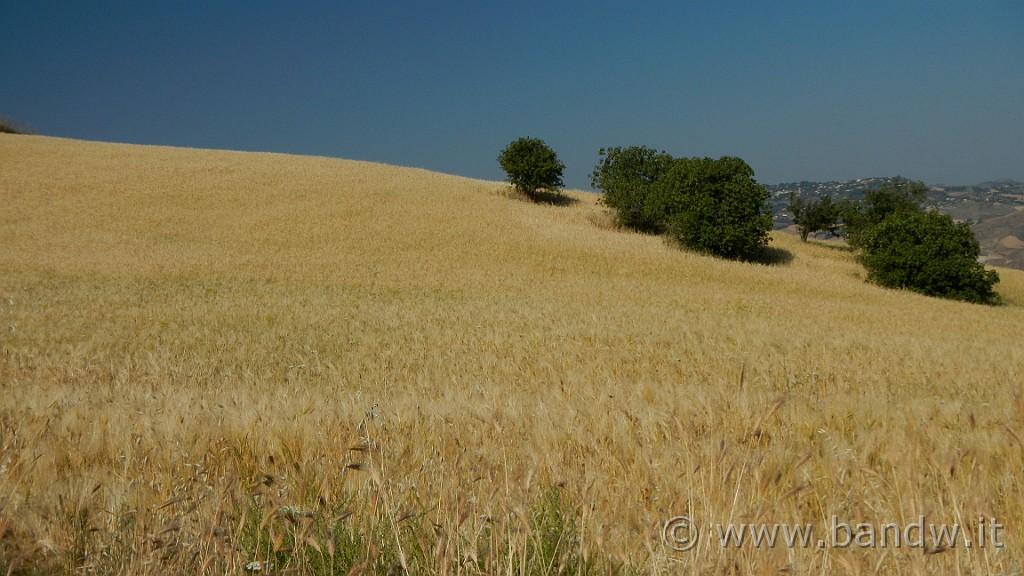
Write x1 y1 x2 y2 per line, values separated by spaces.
766 178 1024 270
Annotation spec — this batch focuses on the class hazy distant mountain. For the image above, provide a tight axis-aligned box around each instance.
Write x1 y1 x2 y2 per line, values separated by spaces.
766 178 1024 271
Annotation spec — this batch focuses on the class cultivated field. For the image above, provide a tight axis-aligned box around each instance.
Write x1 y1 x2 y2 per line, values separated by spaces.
2 135 1023 575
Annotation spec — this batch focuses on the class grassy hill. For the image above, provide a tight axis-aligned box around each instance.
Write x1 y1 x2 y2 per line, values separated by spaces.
2 135 1023 574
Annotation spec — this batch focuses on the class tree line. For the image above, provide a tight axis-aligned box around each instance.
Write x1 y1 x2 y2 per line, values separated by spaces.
499 137 1000 305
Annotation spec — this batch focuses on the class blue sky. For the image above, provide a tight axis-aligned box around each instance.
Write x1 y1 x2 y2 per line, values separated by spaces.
2 1 1021 188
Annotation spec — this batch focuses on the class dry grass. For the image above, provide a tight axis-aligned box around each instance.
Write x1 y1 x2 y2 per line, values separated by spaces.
2 134 1023 575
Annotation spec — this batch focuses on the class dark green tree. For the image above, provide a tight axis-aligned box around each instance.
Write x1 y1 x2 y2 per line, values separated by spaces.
863 177 928 221
590 146 674 232
788 192 839 241
658 156 773 260
860 210 999 304
842 177 928 247
497 137 565 201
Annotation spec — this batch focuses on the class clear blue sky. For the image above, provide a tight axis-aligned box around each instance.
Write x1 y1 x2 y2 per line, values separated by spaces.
2 1 1021 188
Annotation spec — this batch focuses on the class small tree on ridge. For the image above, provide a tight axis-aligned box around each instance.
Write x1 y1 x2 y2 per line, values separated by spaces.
498 137 565 201
788 192 839 241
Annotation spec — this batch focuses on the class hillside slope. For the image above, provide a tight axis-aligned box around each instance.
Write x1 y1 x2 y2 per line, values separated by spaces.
2 135 1023 574
974 208 1024 270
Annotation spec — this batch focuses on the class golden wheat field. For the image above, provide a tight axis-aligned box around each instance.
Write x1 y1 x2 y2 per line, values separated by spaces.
1 134 1023 575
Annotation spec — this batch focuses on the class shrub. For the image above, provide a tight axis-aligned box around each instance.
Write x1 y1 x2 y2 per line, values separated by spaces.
497 137 565 201
658 156 773 260
841 177 927 247
590 146 673 232
591 149 772 260
860 210 1000 304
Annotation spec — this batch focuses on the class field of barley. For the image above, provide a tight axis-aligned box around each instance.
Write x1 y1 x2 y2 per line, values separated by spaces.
1 134 1023 575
